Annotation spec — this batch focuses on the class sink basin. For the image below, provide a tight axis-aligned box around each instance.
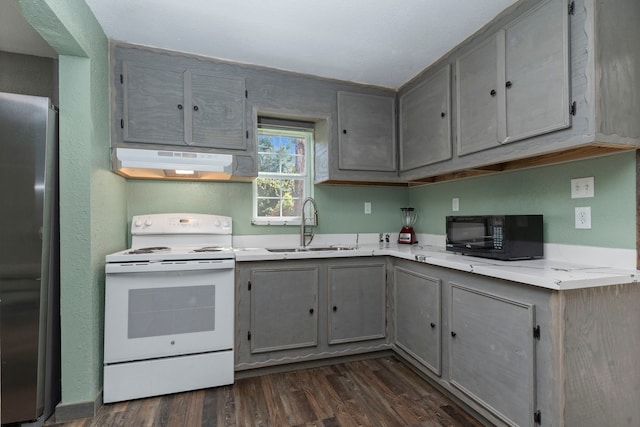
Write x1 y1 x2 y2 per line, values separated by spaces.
266 246 355 253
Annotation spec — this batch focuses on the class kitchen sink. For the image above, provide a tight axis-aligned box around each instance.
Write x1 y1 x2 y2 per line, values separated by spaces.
266 246 356 253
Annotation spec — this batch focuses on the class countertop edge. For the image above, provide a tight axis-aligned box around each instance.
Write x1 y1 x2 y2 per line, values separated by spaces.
234 244 640 291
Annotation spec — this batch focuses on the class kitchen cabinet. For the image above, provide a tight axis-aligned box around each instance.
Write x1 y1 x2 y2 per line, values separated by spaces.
498 0 570 144
235 258 390 371
248 266 318 353
457 0 569 157
399 64 452 171
449 283 536 427
328 262 386 344
336 92 396 173
393 266 441 376
402 0 640 184
455 36 501 156
122 61 246 150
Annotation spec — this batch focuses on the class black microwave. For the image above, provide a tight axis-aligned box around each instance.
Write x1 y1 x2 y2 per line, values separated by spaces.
446 215 543 260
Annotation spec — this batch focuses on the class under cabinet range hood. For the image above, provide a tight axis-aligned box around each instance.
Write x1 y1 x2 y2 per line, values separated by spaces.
113 147 235 180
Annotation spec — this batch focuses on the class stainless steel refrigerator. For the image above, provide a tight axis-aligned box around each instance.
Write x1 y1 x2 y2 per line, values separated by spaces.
0 92 60 425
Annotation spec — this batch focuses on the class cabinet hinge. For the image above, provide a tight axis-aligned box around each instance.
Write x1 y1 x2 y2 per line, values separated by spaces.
245 90 248 98
246 130 249 139
533 325 541 340
120 119 124 129
248 280 252 291
568 1 575 15
534 410 542 424
120 74 123 84
247 331 251 340
570 101 577 116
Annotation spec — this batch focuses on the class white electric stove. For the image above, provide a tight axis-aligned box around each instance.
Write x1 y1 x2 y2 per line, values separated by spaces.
103 213 235 403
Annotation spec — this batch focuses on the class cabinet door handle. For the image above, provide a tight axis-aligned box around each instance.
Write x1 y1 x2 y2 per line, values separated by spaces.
505 81 513 89
440 112 446 118
309 308 314 315
333 306 337 312
177 104 183 110
451 331 457 337
490 89 497 96
430 322 436 329
193 105 199 111
342 129 347 134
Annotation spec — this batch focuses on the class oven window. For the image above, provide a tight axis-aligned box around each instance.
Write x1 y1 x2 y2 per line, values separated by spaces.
128 285 216 338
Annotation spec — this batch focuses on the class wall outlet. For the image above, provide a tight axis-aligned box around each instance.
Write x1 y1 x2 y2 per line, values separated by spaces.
575 206 592 229
452 197 459 212
571 177 594 198
364 202 371 214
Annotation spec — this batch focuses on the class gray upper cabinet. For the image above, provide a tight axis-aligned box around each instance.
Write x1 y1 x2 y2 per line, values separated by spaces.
399 64 452 171
456 0 570 156
449 283 536 427
249 266 319 353
122 61 246 150
456 36 501 156
499 0 570 143
394 267 441 376
328 263 386 344
336 92 396 172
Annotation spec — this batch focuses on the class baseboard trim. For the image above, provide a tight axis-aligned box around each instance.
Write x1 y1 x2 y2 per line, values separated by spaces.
52 389 103 423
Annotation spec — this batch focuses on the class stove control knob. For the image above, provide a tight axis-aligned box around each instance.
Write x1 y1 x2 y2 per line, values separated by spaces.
133 219 142 228
144 218 153 227
223 220 230 228
214 219 221 227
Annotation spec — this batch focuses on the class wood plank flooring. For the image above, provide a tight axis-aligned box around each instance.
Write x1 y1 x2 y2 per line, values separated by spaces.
46 357 483 427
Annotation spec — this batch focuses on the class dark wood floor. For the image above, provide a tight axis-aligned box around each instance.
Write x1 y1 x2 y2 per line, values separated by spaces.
46 357 483 427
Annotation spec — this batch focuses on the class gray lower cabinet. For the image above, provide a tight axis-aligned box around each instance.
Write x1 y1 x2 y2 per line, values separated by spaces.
236 258 390 371
328 263 386 344
122 61 246 150
393 266 441 376
336 92 396 173
449 283 536 427
399 64 452 171
249 267 318 353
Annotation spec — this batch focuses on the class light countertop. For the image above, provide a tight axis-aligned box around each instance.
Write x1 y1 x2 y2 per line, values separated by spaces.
234 243 640 291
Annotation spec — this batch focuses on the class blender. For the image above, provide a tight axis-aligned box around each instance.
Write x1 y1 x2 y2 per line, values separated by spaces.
398 207 418 244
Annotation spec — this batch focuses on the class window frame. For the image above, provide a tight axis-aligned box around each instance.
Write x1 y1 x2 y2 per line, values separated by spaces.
252 125 314 226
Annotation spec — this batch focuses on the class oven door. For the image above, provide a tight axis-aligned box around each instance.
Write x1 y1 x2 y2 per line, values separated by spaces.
104 259 234 364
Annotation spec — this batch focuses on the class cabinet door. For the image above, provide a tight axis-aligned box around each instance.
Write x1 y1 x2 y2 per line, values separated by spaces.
449 284 536 427
337 92 396 172
456 36 501 156
188 72 246 149
399 64 452 171
250 267 318 353
394 267 441 376
328 263 386 344
123 62 185 145
499 0 570 143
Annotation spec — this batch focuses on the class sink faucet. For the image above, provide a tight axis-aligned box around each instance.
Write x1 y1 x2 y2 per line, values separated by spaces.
300 197 318 247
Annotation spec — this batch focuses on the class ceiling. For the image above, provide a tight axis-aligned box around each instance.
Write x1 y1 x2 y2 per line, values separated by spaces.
3 0 519 89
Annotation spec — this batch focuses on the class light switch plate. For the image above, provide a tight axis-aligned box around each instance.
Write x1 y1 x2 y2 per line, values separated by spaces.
452 198 459 212
364 202 371 214
571 177 595 198
575 207 591 229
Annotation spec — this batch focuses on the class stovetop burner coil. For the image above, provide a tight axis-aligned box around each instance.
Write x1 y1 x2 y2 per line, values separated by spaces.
192 246 225 252
127 246 171 255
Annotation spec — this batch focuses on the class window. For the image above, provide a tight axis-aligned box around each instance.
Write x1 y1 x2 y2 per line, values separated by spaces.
252 121 313 225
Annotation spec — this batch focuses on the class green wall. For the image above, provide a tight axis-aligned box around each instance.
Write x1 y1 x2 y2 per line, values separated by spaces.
409 151 636 249
127 152 635 250
126 181 408 237
17 0 127 410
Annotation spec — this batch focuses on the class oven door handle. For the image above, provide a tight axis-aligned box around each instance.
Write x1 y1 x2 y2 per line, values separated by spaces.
105 258 235 274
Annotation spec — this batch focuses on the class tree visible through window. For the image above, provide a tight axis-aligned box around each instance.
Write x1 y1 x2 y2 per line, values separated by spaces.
253 126 313 224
